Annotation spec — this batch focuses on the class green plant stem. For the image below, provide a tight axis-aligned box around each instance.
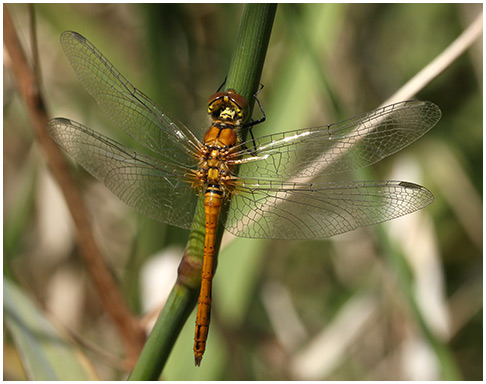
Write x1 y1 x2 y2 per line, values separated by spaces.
128 4 277 380
226 4 277 122
127 282 199 380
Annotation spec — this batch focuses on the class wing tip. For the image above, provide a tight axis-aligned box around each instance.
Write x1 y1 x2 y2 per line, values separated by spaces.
61 30 85 43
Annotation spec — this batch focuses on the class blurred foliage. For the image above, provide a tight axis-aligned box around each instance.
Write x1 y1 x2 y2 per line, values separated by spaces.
4 3 482 380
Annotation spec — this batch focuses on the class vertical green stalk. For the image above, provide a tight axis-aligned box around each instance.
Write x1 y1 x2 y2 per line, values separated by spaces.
129 4 277 380
225 4 277 121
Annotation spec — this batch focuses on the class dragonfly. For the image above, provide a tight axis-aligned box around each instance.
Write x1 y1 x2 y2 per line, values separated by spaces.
47 31 441 366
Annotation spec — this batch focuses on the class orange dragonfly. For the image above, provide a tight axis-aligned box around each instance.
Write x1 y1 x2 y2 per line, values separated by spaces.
47 31 441 366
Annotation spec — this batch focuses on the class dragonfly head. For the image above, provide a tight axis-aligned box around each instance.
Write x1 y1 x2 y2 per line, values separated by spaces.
207 90 248 124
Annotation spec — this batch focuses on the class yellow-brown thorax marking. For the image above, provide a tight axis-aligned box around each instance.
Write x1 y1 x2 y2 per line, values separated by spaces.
197 90 249 190
193 90 249 366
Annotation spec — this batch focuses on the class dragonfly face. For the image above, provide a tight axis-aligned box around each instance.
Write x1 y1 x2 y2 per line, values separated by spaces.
207 90 249 124
47 31 441 367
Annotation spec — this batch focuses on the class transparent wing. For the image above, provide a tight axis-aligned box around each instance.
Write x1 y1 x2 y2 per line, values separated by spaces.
60 31 201 166
47 117 200 229
231 100 441 180
224 179 433 239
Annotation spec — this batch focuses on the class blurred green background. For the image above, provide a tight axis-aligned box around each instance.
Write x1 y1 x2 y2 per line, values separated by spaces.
4 3 482 380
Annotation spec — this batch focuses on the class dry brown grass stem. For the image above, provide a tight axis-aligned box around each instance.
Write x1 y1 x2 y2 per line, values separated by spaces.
3 5 145 366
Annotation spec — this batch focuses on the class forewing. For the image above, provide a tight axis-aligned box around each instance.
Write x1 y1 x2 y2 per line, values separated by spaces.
47 118 199 229
232 100 441 180
224 179 433 239
60 31 201 166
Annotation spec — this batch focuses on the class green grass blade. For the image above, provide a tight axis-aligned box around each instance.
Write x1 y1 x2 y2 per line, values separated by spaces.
4 279 98 380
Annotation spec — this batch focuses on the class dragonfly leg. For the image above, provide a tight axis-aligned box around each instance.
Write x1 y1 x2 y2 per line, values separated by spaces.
242 85 266 155
216 76 227 92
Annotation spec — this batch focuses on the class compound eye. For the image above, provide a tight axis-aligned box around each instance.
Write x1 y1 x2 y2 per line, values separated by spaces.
207 92 227 110
226 90 249 117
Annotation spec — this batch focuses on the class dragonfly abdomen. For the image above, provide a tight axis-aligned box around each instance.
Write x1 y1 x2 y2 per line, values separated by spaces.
194 185 223 366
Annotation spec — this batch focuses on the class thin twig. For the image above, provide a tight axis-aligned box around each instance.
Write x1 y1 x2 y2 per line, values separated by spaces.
3 5 145 366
